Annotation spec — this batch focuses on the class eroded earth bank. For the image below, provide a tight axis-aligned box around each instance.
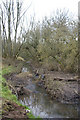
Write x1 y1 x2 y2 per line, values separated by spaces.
3 60 80 118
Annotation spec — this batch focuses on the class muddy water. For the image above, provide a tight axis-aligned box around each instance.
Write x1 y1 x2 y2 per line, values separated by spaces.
19 67 78 118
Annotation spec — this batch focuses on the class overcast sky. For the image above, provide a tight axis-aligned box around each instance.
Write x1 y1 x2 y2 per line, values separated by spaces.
0 0 79 22
23 0 79 21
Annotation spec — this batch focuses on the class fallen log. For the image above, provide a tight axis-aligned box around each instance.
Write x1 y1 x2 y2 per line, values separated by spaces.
53 77 78 82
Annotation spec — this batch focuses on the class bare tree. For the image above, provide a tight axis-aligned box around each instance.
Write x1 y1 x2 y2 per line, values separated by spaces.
1 0 31 58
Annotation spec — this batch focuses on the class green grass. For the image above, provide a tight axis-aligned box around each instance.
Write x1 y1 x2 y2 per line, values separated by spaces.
1 66 19 104
1 64 42 119
2 66 14 75
2 77 18 102
19 104 42 119
1 65 18 102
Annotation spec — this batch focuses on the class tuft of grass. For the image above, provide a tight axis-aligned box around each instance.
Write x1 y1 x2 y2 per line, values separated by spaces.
2 77 18 103
18 103 42 119
2 65 15 75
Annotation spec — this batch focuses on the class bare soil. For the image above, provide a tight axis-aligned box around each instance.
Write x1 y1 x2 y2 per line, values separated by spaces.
37 70 80 103
2 99 29 120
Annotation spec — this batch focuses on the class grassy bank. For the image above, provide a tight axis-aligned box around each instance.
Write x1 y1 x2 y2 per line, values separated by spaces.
1 63 41 119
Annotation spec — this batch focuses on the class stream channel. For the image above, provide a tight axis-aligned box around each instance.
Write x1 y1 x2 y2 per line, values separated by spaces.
19 65 79 118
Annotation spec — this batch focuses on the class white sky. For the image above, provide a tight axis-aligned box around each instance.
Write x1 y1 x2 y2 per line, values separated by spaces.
23 0 79 21
0 0 79 21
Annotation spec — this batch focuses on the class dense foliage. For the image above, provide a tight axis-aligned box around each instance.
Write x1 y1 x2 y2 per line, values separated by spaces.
20 11 78 73
1 0 78 73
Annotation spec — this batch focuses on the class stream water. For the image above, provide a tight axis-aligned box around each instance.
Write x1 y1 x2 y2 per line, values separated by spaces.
19 66 79 118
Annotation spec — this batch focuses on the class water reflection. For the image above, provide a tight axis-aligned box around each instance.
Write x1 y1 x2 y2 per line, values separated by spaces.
19 81 78 118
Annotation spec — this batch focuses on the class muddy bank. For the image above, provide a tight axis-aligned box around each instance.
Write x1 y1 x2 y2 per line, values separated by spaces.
17 67 79 118
2 99 29 120
4 64 80 104
2 77 30 119
3 63 80 119
32 67 80 104
44 75 79 103
2 62 35 119
4 71 34 97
